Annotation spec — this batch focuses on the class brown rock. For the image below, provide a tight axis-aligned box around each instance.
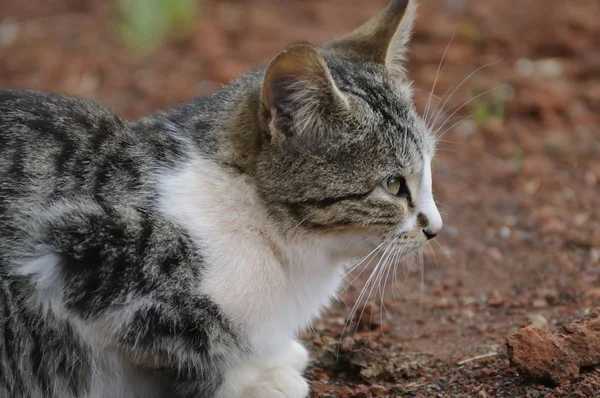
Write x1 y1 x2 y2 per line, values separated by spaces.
312 371 330 382
310 381 332 395
506 311 600 384
370 385 388 397
488 289 504 307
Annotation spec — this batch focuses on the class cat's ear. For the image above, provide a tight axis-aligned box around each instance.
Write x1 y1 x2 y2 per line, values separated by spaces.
261 43 348 141
324 0 416 80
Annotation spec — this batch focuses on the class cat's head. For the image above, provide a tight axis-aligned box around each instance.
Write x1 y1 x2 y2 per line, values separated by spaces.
254 0 442 259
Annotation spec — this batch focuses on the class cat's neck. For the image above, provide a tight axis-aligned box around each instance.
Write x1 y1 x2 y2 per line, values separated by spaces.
132 70 268 176
155 153 347 355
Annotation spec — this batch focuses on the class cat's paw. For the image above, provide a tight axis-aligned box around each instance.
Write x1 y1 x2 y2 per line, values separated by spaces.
242 365 309 398
285 340 309 372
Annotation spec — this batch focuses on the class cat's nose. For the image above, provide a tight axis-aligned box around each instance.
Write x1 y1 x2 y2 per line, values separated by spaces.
419 203 442 241
422 228 437 240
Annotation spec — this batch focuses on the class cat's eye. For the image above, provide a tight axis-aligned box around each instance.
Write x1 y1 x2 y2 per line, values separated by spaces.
383 175 409 198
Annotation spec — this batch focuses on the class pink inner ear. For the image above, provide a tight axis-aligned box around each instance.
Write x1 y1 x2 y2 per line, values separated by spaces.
262 44 330 111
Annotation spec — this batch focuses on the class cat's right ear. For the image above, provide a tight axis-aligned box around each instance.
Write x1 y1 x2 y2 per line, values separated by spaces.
261 44 348 142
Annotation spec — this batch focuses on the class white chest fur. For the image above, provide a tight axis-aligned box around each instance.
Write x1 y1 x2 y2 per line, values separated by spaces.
157 156 345 359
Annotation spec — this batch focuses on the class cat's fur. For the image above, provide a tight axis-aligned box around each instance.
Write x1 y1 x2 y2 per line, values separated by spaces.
0 1 442 397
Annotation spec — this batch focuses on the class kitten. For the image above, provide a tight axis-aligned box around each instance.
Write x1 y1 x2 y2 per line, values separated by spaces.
0 0 442 397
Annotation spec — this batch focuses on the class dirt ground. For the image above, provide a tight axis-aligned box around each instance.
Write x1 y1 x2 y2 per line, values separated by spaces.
1 0 599 396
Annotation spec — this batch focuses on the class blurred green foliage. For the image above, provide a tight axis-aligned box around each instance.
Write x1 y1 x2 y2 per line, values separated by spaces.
468 88 506 126
511 147 524 171
114 0 202 54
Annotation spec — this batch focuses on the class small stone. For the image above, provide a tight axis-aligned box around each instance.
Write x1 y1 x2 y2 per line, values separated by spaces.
499 226 511 239
528 314 548 328
370 385 388 397
309 382 331 395
584 171 597 187
524 179 541 195
313 371 330 382
560 380 572 389
573 213 589 226
532 298 548 309
536 58 563 78
540 219 566 236
0 20 18 47
537 288 559 305
516 58 534 76
591 249 600 264
488 248 503 262
488 290 504 307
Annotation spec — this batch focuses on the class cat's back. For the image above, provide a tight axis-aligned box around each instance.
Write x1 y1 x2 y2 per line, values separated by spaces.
0 90 155 212
0 89 130 165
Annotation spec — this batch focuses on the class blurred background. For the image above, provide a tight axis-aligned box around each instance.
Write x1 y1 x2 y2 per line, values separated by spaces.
1 0 598 396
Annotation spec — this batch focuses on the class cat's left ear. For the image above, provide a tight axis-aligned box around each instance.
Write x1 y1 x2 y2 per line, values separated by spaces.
261 43 348 142
324 0 416 80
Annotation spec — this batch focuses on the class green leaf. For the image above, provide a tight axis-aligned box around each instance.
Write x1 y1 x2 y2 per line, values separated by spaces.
114 0 201 53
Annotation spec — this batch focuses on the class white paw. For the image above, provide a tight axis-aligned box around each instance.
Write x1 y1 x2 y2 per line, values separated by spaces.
286 340 309 372
242 365 309 398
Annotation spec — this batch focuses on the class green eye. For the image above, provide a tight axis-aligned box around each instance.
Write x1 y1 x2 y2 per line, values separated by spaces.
383 175 408 197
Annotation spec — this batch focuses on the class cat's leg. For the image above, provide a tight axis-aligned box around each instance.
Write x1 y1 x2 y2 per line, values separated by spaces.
215 340 310 398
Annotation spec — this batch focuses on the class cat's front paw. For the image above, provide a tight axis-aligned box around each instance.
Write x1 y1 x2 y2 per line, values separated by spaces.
284 340 309 372
242 365 308 398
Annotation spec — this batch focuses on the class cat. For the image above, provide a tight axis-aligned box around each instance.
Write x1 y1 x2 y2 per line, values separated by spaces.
0 0 442 397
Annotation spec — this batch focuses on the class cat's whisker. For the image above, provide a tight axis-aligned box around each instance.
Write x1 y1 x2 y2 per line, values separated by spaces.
351 242 394 323
432 238 456 266
391 245 405 301
433 201 451 210
425 241 440 272
337 293 350 307
436 138 461 145
379 246 399 326
424 28 455 125
340 247 385 295
369 247 396 334
340 261 374 295
343 239 396 345
366 252 389 337
418 250 425 316
436 145 460 153
429 60 501 133
433 112 475 136
339 242 389 344
339 237 393 296
432 114 475 143
342 237 391 279
424 67 445 124
373 245 397 329
436 85 505 139
429 60 501 131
